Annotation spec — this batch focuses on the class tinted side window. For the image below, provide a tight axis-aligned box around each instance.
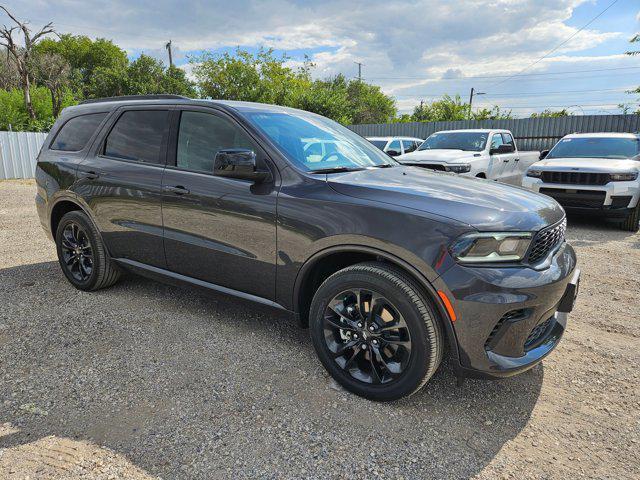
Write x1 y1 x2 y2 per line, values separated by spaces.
176 111 253 173
402 139 418 153
490 134 505 150
388 140 401 151
50 113 107 151
104 110 169 164
502 133 515 147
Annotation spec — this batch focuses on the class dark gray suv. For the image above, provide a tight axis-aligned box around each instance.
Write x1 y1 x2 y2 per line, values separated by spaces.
35 95 580 401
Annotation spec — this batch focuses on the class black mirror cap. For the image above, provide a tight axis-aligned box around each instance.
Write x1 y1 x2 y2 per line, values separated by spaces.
539 149 550 160
491 144 515 155
214 149 270 182
386 149 400 157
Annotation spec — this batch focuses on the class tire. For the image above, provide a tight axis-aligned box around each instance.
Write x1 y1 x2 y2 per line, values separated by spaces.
55 211 121 291
620 203 639 232
309 262 444 401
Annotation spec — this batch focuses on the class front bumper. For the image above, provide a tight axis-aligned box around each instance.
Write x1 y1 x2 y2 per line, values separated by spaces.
522 177 639 216
434 242 579 378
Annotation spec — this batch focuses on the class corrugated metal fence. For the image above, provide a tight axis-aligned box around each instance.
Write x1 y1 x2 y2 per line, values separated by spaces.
0 131 48 180
348 114 640 151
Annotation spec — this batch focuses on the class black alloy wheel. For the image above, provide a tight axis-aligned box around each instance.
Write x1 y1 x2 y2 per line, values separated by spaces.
59 221 94 282
323 288 412 385
55 210 121 291
310 262 444 401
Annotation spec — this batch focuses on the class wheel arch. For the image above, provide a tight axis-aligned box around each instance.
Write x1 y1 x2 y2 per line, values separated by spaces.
293 245 460 363
49 196 111 256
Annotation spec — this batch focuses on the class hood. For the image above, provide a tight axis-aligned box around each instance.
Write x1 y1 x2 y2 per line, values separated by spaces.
531 157 640 173
327 166 564 231
397 149 480 163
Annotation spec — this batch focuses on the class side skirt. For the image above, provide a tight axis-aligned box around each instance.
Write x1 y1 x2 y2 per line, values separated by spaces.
114 258 290 313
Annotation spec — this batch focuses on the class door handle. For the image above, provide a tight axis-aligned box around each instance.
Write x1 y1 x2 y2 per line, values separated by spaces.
164 185 190 195
79 170 99 180
514 158 520 162
503 159 509 163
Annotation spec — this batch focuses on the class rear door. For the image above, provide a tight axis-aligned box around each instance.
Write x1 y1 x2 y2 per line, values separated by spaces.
77 106 171 268
161 106 278 300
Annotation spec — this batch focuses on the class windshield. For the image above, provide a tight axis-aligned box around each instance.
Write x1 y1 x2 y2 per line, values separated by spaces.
547 137 640 160
243 111 396 171
418 132 488 152
369 140 388 150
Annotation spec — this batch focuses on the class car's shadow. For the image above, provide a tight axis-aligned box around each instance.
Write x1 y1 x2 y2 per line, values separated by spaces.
0 261 543 479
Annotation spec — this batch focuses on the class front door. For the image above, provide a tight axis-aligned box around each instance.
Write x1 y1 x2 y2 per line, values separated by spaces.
161 107 278 300
488 133 509 181
77 107 171 268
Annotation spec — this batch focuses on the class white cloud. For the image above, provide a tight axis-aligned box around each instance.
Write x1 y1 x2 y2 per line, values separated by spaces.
4 0 637 115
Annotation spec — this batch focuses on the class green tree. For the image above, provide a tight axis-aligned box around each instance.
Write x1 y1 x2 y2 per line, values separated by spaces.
0 85 73 131
191 48 310 105
346 77 397 124
35 34 128 98
530 109 571 118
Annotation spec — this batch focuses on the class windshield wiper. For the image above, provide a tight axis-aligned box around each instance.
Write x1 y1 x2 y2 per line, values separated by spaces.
373 163 395 168
310 167 365 174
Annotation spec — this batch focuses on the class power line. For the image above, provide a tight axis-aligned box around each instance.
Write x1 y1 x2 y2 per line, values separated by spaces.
393 87 635 98
487 0 620 89
474 102 636 109
365 65 640 81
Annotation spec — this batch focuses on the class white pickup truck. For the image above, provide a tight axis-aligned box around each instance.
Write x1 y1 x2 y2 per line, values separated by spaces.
396 129 540 185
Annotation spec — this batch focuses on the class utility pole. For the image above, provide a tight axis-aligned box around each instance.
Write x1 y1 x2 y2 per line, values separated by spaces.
468 87 485 119
354 61 364 81
166 40 173 67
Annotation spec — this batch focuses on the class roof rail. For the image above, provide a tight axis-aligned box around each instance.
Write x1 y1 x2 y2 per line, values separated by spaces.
80 94 190 105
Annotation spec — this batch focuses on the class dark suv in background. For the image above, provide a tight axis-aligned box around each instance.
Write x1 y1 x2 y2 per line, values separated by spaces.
35 95 580 401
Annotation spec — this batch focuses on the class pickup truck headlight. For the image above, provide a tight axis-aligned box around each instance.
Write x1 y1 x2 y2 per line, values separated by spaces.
609 172 638 182
445 164 471 174
450 232 532 264
526 169 542 178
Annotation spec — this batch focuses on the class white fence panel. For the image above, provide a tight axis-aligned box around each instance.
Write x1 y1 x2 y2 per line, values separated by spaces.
0 131 48 180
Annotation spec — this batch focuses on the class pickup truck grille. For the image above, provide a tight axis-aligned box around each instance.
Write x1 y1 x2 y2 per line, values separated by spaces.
527 218 567 264
541 171 609 185
406 163 446 171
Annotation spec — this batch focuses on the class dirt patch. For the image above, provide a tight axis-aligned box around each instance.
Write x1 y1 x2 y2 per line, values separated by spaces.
0 179 638 479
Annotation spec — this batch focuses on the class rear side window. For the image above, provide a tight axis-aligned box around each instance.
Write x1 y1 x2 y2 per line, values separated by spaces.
50 113 107 151
104 110 169 164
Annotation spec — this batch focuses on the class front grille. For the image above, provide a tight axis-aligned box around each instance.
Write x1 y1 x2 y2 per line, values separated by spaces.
541 171 609 185
540 189 606 209
527 218 567 264
524 317 554 350
407 163 446 171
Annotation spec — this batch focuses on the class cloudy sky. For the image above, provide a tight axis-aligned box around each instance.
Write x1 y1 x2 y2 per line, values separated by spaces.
6 0 640 116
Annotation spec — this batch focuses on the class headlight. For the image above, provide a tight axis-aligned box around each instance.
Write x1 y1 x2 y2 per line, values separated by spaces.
609 172 638 182
450 232 533 263
445 164 471 174
526 169 542 178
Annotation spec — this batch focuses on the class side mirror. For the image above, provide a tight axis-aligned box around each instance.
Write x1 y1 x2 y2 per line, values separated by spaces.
386 149 400 157
490 144 515 155
214 149 270 182
539 150 549 160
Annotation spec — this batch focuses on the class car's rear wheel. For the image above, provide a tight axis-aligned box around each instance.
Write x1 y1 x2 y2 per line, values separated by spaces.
55 211 121 291
309 262 444 401
620 203 639 232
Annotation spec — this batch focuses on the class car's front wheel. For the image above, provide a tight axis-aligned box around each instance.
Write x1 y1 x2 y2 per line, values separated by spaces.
309 262 444 401
55 210 121 291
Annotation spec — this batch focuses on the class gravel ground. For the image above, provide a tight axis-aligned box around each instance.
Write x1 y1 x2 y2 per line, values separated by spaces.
0 179 638 479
